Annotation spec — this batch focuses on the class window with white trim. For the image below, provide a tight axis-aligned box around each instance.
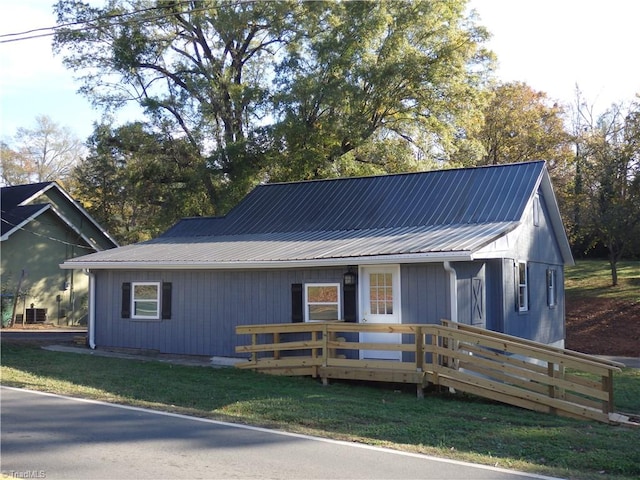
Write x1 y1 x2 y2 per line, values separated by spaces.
547 268 557 307
131 282 160 319
517 262 529 312
304 283 341 322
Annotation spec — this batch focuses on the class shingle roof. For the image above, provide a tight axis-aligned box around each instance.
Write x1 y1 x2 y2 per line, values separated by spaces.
61 161 573 269
1 182 118 248
1 182 55 237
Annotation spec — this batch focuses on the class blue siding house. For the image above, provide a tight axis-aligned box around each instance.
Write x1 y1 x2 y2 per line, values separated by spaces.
61 161 574 357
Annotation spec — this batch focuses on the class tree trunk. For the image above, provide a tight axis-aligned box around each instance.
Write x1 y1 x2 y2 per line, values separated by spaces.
610 261 618 286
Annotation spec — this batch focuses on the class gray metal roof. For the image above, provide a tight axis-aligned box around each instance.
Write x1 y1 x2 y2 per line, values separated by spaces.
163 161 543 237
65 222 518 267
62 161 573 269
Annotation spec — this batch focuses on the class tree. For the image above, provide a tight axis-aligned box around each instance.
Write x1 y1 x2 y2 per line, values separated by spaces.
268 0 493 180
578 100 640 284
0 142 26 186
1 115 84 185
456 81 574 213
474 82 572 167
53 0 493 210
71 122 214 244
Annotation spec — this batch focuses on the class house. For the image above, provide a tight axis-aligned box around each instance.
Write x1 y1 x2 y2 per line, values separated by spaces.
1 182 118 326
60 161 573 357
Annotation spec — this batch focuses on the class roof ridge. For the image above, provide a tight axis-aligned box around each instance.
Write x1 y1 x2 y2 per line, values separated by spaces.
259 160 546 187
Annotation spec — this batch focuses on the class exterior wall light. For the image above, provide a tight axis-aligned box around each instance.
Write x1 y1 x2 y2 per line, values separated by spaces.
343 267 357 286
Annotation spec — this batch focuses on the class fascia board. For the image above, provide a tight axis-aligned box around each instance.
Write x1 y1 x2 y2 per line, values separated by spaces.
59 251 474 270
24 182 119 248
47 204 102 252
0 204 50 241
539 170 575 266
512 165 574 267
20 183 55 206
50 183 120 248
473 223 523 259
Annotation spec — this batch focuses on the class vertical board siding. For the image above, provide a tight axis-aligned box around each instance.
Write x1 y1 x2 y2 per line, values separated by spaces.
400 264 449 325
94 267 344 356
500 190 566 344
484 259 504 333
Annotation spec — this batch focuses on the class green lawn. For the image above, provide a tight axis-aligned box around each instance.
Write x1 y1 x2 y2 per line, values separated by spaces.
2 342 639 480
565 260 640 301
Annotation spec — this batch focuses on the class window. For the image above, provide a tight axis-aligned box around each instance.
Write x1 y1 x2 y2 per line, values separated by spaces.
547 269 557 307
132 282 160 319
517 262 528 312
304 283 341 322
369 272 393 315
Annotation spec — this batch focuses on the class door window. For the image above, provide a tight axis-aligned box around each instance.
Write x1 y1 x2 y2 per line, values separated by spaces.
369 273 393 315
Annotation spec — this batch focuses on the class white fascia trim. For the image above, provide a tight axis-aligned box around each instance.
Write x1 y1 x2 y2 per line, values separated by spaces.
0 205 50 241
59 251 474 270
539 172 575 266
24 182 119 248
48 204 101 251
20 183 55 206
473 223 523 259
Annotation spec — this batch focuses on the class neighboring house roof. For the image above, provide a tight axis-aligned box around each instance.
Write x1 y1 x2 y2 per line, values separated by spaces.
61 161 574 270
1 181 118 249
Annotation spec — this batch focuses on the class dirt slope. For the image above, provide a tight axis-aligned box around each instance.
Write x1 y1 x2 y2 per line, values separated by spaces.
565 298 640 357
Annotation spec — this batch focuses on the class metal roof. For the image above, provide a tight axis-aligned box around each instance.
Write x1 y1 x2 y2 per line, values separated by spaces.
61 161 574 269
163 161 543 237
65 222 518 269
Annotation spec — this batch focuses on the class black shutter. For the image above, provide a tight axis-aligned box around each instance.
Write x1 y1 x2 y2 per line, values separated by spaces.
121 282 131 318
343 283 357 322
291 283 303 323
162 282 172 320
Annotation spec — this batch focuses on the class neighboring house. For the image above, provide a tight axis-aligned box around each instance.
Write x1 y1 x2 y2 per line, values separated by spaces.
61 161 573 357
1 182 118 326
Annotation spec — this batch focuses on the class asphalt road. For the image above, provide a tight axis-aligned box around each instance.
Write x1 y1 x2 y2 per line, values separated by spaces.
1 387 561 480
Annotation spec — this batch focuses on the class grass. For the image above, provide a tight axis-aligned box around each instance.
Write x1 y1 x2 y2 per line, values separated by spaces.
2 342 639 480
565 260 640 301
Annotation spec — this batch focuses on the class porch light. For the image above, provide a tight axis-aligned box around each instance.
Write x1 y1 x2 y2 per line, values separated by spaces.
343 267 357 286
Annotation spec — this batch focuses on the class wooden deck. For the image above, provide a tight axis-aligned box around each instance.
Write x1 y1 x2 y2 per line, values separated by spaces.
235 321 630 424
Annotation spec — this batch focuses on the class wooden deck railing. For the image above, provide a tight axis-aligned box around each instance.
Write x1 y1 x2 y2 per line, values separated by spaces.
235 321 626 424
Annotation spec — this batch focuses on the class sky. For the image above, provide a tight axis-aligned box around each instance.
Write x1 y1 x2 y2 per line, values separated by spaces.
1 0 639 143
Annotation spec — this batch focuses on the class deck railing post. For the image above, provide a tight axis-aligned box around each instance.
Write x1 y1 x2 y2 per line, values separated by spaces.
273 332 280 360
603 370 614 414
415 326 424 372
251 333 257 363
547 362 558 415
311 330 318 361
321 323 329 367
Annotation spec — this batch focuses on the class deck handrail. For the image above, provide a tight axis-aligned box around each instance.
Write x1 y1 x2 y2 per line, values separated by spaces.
235 321 624 423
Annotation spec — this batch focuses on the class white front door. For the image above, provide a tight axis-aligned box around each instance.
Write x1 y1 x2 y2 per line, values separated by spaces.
359 265 402 360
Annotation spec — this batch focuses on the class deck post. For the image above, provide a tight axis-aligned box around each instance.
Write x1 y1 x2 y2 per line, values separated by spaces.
311 330 318 361
251 333 257 363
273 332 280 360
415 326 424 372
603 371 614 414
321 323 329 367
547 362 557 415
